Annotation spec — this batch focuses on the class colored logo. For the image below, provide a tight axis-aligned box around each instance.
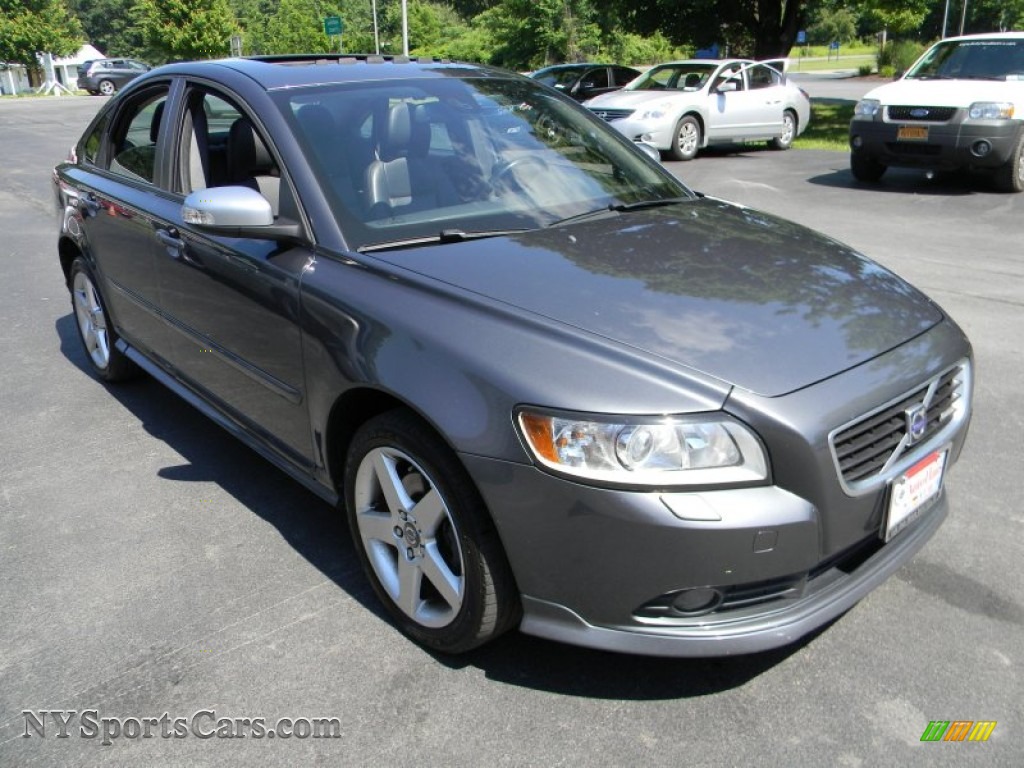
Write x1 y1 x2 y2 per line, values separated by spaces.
920 720 997 742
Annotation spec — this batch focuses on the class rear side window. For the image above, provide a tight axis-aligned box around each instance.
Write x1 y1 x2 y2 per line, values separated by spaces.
107 90 169 185
80 113 110 166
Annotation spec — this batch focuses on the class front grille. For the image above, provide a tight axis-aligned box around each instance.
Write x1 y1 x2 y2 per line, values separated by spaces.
887 105 957 122
589 107 634 121
831 364 967 486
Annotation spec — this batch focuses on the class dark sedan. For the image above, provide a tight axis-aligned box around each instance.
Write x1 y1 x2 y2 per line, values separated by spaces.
54 56 972 657
530 62 641 101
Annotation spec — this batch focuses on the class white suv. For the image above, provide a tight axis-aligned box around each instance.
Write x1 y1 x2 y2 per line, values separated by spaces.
849 32 1024 192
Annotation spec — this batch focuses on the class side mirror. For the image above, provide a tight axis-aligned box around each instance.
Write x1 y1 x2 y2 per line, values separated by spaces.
636 141 661 162
182 186 303 241
715 81 738 93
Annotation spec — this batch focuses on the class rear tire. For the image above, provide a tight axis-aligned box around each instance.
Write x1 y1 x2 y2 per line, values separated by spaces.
768 110 797 150
993 133 1024 192
850 152 887 183
98 79 115 96
344 409 520 653
69 258 137 382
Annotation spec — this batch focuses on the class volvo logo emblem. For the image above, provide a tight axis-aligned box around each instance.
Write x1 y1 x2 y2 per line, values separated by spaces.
905 404 928 443
910 108 929 118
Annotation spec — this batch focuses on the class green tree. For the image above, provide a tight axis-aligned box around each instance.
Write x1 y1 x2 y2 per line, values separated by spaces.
0 0 84 68
806 1 858 46
70 0 145 57
136 0 238 62
859 0 930 37
262 0 343 54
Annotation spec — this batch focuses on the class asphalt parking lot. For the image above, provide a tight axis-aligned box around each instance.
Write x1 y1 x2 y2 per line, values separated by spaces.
1 89 1021 766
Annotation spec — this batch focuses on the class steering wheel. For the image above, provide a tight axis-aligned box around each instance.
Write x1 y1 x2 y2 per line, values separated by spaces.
490 155 549 188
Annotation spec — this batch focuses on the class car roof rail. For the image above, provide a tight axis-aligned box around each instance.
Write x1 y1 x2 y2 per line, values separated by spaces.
245 54 451 67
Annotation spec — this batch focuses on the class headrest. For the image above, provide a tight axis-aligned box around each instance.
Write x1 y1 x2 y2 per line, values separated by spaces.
380 102 412 161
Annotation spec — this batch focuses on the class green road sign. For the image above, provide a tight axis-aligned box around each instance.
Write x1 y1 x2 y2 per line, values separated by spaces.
324 16 344 36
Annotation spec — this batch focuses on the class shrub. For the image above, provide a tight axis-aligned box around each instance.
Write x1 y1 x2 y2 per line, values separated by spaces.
877 40 927 76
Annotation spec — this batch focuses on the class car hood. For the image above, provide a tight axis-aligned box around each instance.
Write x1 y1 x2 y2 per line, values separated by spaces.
864 78 1024 106
372 199 943 397
585 89 696 109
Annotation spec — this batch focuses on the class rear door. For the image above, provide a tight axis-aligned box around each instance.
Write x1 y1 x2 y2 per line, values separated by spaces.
706 63 783 140
69 82 178 359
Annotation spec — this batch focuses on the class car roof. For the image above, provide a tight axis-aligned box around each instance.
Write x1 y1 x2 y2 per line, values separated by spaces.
147 55 508 92
533 63 622 72
941 31 1024 43
650 59 752 67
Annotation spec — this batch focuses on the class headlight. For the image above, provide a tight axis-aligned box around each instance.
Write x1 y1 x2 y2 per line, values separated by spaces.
854 99 881 117
968 101 1014 119
638 102 674 120
517 409 768 487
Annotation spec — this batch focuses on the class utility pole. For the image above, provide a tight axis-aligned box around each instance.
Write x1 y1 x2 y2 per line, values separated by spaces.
372 0 380 54
402 0 409 56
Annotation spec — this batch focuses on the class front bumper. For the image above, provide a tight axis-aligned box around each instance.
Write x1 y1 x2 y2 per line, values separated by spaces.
464 452 948 656
605 116 676 151
850 114 1023 171
519 495 946 657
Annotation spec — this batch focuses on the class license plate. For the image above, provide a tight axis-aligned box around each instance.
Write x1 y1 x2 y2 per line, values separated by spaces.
885 451 946 541
897 125 929 141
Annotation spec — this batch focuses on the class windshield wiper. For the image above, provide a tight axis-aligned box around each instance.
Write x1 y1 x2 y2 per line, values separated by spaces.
610 196 693 212
358 228 527 253
548 196 692 228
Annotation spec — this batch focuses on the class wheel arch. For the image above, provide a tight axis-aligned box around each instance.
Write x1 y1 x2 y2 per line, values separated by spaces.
324 386 465 499
58 236 84 286
680 110 707 147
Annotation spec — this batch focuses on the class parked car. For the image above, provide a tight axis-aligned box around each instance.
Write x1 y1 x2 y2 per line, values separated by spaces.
585 59 811 160
54 56 972 657
530 63 641 101
849 32 1024 192
77 58 150 96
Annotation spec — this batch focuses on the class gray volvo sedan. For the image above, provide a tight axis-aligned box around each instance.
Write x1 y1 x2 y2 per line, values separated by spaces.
54 56 973 656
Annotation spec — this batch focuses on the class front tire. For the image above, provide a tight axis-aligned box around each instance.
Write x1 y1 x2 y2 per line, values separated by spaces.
669 115 701 161
993 133 1024 193
769 110 797 150
850 152 887 183
69 258 137 382
344 410 519 653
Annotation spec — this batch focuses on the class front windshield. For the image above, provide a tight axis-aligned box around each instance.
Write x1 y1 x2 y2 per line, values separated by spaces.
906 38 1024 80
276 74 692 251
628 63 716 91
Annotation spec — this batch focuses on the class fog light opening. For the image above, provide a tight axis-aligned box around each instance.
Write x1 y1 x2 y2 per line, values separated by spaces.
851 135 863 149
670 587 724 616
971 140 992 158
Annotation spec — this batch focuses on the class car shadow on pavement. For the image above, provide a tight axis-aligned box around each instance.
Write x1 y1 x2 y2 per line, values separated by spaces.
55 314 392 622
808 166 992 196
57 312 826 698
433 618 830 700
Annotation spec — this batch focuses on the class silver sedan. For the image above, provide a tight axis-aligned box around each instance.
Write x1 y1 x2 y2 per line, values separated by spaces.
585 59 812 160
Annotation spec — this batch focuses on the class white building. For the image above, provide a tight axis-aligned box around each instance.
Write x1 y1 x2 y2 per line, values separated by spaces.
1 44 106 95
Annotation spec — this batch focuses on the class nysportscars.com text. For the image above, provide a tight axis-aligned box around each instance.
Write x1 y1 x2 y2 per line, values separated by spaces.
23 709 342 746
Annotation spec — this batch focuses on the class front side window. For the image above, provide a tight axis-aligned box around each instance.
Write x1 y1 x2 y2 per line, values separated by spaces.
107 89 169 184
277 75 692 251
176 88 282 214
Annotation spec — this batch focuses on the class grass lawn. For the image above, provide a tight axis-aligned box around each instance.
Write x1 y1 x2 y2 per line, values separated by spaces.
795 99 856 151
